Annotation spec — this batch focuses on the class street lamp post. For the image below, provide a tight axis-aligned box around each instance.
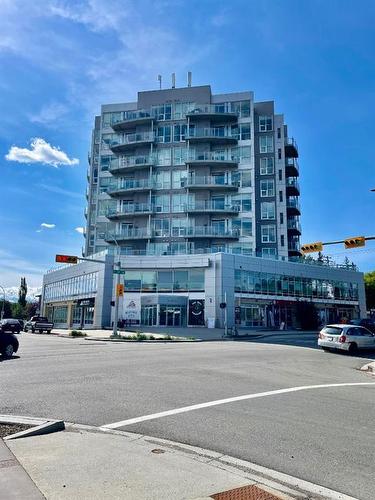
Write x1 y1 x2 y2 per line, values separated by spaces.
0 285 5 320
110 234 122 338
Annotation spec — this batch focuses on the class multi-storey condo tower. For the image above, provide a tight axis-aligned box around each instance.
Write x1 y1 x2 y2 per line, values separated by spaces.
85 84 300 259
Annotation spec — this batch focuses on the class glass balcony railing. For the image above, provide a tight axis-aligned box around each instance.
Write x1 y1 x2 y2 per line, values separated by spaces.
186 175 239 188
110 132 154 149
186 128 238 141
109 155 154 173
286 177 300 192
106 204 153 218
284 137 298 158
187 105 238 121
287 219 301 233
187 151 239 163
186 226 240 238
105 228 150 241
107 178 152 194
286 198 301 213
184 201 240 213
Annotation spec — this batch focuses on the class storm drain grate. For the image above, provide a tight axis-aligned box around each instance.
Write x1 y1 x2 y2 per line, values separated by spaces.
211 484 283 500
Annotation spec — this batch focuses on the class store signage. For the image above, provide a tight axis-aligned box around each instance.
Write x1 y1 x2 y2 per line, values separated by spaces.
77 298 95 307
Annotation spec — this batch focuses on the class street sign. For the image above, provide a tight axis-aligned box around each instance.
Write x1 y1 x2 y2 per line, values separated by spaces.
344 236 365 249
300 242 323 254
116 284 124 297
56 254 78 264
113 269 125 274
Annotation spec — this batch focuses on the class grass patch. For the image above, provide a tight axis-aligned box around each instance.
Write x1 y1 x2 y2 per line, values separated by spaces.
70 330 87 337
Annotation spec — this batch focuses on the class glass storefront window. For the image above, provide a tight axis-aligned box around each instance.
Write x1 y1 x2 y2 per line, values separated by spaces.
158 271 173 291
173 271 189 291
141 272 157 292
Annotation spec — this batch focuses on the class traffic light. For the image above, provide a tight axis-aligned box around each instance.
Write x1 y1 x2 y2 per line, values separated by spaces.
116 284 124 297
56 254 78 264
300 242 323 254
344 236 365 249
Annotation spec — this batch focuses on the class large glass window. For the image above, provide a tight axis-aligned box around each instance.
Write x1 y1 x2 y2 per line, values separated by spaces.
173 146 187 165
124 271 141 291
156 148 172 166
189 269 205 291
141 271 157 292
259 116 273 132
173 124 187 142
260 157 274 175
261 225 276 243
259 136 274 153
158 271 173 291
152 194 170 213
156 126 171 143
260 179 275 197
152 219 170 237
239 123 251 140
153 170 171 189
172 170 188 188
152 104 172 120
261 201 276 220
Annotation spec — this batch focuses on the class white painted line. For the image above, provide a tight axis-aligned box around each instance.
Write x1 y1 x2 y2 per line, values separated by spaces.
102 381 375 429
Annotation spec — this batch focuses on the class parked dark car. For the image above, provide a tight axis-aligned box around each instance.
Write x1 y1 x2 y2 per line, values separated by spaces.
17 319 24 329
349 318 375 333
0 318 21 334
24 316 54 333
0 332 19 358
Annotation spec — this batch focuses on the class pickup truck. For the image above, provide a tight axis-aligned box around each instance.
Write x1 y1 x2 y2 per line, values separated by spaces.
24 316 54 334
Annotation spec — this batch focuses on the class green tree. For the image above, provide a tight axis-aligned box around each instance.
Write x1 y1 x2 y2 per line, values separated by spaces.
364 271 375 310
11 303 25 319
1 300 13 319
18 277 27 307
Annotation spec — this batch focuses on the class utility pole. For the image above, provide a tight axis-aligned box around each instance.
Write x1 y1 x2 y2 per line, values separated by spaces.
224 291 228 336
113 259 121 337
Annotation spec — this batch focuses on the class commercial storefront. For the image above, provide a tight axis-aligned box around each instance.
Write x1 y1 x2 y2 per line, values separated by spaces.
42 252 366 330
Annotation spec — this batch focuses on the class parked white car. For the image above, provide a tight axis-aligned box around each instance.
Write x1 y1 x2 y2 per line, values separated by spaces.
318 324 375 354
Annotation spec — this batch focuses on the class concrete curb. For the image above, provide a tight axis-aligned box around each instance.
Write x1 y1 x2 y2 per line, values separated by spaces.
84 337 201 343
0 415 65 440
360 361 375 373
4 421 65 441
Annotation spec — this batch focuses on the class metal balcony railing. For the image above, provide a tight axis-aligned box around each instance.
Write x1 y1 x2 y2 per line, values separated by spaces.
107 179 152 194
106 204 153 217
186 128 238 141
184 201 240 213
186 175 239 188
187 151 239 163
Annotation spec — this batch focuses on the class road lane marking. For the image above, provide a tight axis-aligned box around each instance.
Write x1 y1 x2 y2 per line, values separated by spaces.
102 381 375 429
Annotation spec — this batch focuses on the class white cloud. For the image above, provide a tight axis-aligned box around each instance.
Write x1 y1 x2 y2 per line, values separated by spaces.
5 138 79 167
75 226 85 234
29 102 68 125
40 223 56 229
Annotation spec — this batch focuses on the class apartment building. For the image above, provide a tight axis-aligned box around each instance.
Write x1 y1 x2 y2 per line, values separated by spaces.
84 84 301 259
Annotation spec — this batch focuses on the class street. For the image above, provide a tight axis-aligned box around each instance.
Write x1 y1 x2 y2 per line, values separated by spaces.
1 333 375 499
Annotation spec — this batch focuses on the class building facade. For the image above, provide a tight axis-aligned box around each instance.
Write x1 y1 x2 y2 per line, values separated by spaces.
41 252 366 330
85 85 300 260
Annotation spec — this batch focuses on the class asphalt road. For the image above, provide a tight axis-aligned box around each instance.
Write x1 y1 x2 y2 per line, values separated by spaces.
1 333 374 499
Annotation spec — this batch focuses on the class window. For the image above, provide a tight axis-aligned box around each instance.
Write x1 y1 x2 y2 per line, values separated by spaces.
280 212 284 224
153 170 171 189
232 218 252 236
156 126 171 143
260 157 274 175
172 170 187 188
281 234 285 247
173 270 189 290
232 100 251 118
259 136 273 153
173 102 195 120
261 202 275 220
277 127 281 139
99 177 112 193
158 271 173 291
172 193 192 212
239 123 251 140
278 169 282 181
152 194 170 213
173 124 187 142
156 148 172 166
240 171 251 188
171 218 188 236
260 179 275 197
259 116 273 132
278 148 282 159
173 146 187 164
261 225 276 243
279 190 283 202
262 248 277 259
189 269 205 290
152 104 172 120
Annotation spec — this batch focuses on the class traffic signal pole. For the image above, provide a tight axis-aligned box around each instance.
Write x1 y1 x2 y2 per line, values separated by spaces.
301 235 375 254
113 260 121 338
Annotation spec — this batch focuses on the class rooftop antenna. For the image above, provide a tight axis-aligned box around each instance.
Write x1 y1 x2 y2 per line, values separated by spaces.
172 73 176 89
187 71 192 87
157 75 162 89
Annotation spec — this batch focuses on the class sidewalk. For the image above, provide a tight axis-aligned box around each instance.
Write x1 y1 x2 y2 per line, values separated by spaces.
50 327 316 342
5 425 344 500
0 439 44 499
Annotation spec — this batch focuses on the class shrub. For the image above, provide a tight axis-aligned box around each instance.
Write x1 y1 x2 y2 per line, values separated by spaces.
70 330 87 337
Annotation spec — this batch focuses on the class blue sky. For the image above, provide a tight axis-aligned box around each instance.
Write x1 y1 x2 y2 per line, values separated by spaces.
1 0 375 287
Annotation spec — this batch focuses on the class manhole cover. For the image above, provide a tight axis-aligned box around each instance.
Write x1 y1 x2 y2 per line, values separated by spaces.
211 484 282 500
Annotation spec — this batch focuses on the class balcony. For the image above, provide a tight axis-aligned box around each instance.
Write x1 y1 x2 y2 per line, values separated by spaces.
186 175 239 191
186 226 240 239
107 178 152 196
287 219 301 235
286 177 300 196
184 201 240 215
111 110 154 131
186 128 238 145
110 132 154 153
106 204 153 220
285 157 299 177
286 197 301 216
186 105 238 123
105 228 150 242
288 240 301 257
109 155 154 175
284 137 298 158
186 151 238 168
